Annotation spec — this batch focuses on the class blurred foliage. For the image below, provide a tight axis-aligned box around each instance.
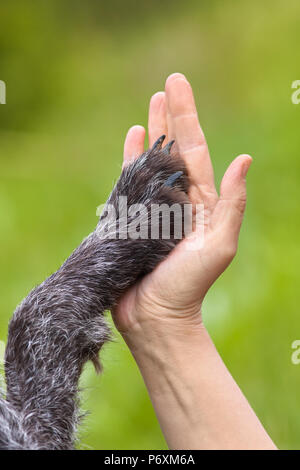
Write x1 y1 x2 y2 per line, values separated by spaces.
0 0 300 449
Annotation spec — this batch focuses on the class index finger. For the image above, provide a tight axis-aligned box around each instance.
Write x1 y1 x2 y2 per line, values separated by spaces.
165 75 216 193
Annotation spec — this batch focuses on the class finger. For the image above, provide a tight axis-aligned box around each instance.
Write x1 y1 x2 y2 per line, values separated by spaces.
165 76 216 194
123 125 145 167
165 73 187 142
148 92 167 147
212 155 252 245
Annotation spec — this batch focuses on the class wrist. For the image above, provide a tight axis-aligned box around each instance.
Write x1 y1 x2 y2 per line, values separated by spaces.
121 309 209 392
120 303 204 354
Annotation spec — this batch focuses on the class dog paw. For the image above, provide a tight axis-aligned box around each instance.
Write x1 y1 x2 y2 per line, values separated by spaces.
112 135 189 208
96 136 190 274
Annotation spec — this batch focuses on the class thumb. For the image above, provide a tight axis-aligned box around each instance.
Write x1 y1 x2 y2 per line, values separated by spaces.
212 154 252 247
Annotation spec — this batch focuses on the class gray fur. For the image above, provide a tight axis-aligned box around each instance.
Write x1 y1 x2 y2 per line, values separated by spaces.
0 139 189 449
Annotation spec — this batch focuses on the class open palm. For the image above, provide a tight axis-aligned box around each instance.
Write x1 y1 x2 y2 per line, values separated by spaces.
113 73 252 333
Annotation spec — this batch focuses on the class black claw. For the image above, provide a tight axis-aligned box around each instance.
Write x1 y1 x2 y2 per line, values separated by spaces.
151 135 166 152
164 171 184 187
161 139 175 156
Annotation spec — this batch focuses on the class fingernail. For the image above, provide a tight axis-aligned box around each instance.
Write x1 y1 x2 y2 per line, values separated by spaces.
242 158 252 177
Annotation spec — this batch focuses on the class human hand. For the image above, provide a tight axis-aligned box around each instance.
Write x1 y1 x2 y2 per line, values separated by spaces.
113 73 252 338
110 84 276 451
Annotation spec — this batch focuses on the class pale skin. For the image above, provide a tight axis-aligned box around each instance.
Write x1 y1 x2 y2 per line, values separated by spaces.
112 73 276 450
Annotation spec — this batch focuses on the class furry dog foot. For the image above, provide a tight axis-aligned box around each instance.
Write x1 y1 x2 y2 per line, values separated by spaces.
99 135 190 274
2 137 189 449
108 135 188 215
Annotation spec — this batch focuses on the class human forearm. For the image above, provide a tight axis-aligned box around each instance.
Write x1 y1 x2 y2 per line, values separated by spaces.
124 319 276 450
114 74 276 450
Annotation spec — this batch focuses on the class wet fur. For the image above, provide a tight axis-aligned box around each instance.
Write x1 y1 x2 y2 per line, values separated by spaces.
0 137 189 449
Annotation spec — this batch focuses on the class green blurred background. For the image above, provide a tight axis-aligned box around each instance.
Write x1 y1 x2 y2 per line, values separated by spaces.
0 0 300 449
